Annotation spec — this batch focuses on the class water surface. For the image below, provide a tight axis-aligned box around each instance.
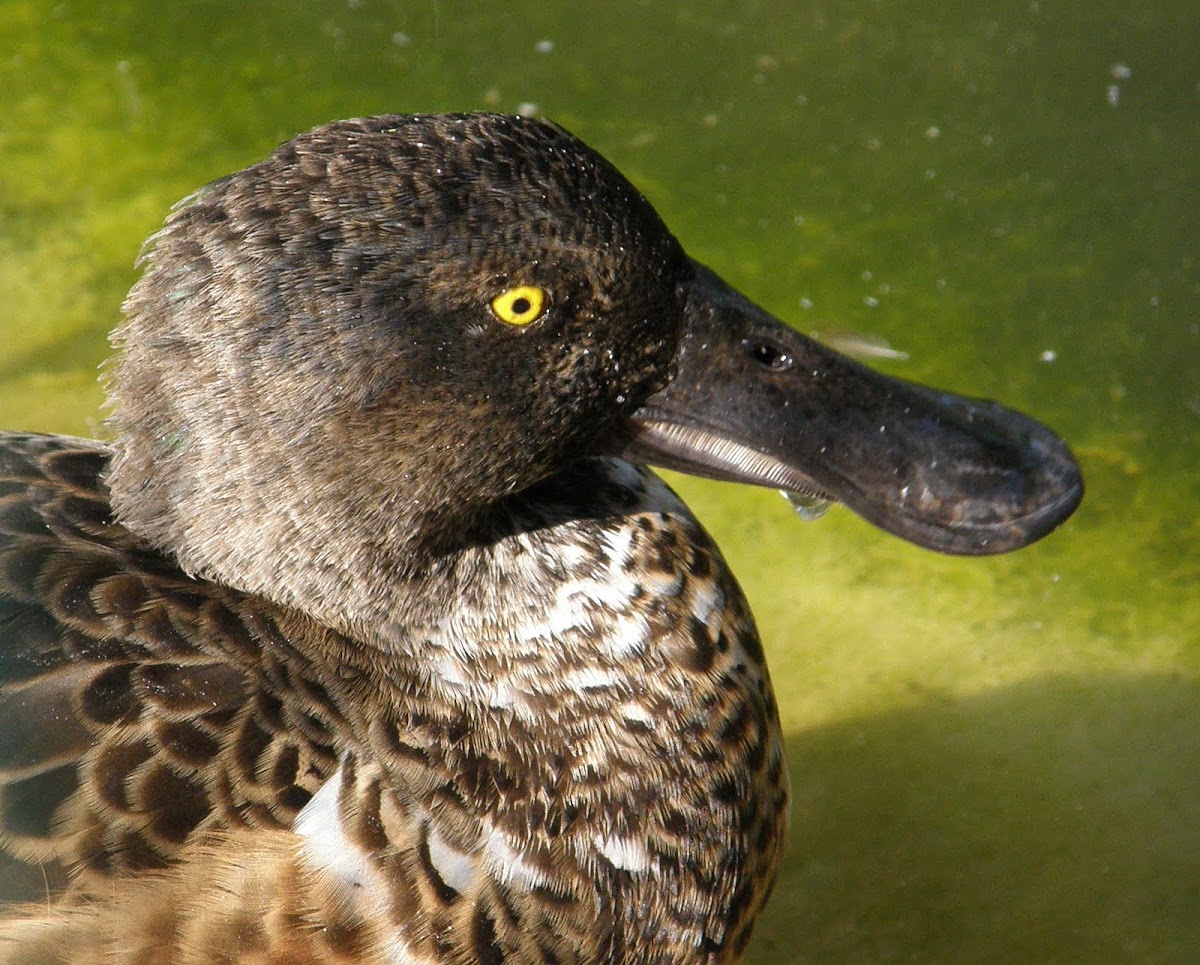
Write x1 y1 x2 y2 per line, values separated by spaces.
2 1 1197 960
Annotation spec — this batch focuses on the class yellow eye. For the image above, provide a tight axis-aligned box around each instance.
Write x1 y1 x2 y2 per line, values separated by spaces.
490 285 549 326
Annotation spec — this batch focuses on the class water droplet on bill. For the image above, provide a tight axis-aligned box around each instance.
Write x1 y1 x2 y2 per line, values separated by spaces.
780 490 832 521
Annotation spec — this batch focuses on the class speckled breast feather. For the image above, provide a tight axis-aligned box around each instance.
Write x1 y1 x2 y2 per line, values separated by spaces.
0 434 787 963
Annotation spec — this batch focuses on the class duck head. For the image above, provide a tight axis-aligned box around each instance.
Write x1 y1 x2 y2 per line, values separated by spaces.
105 113 1081 635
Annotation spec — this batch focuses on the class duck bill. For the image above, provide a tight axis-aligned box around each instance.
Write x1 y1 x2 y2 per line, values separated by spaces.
625 262 1083 555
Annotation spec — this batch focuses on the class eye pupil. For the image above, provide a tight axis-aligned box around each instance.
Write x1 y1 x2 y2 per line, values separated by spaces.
491 284 548 326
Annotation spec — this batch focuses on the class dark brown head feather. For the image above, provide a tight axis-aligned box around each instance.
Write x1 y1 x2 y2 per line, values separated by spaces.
106 115 690 641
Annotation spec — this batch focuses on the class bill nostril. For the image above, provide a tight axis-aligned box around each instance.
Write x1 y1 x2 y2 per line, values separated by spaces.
746 339 794 373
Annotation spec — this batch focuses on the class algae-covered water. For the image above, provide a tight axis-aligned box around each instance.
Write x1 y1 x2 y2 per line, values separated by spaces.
2 1 1197 960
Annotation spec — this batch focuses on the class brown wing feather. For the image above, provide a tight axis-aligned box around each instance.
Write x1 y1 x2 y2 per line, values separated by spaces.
0 432 339 901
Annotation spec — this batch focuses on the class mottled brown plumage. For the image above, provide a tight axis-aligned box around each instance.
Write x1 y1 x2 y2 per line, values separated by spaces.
0 435 784 963
0 113 1081 963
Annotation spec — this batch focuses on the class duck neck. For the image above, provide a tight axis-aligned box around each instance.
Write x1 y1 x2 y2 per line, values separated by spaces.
263 458 787 959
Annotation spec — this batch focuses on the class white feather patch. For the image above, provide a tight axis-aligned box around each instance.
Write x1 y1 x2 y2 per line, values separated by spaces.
295 770 389 918
594 833 652 873
484 825 550 890
425 823 479 895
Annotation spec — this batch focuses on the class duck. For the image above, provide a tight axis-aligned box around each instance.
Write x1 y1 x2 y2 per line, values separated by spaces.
0 113 1082 963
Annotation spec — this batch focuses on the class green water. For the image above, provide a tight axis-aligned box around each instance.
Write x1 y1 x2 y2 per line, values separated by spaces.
1 1 1197 960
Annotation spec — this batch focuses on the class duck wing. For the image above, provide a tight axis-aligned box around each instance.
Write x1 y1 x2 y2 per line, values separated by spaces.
0 432 339 901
